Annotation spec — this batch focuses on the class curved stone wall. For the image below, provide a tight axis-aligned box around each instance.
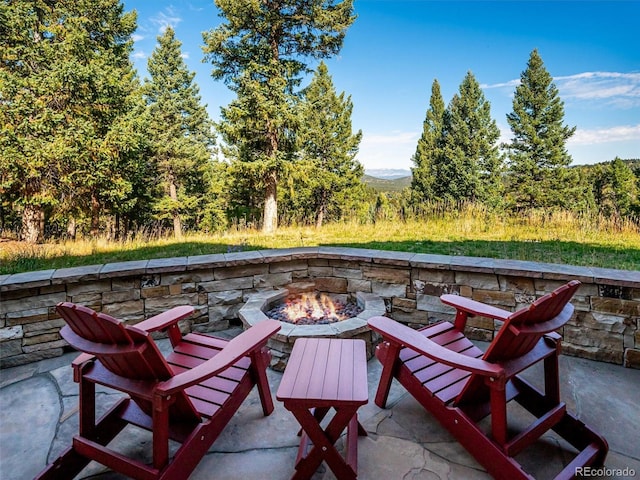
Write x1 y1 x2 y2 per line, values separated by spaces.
1 247 638 369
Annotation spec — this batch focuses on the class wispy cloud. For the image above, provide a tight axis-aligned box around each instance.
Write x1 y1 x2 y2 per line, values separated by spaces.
357 131 419 169
150 7 182 33
555 72 640 107
361 131 419 146
131 34 145 43
482 71 640 108
132 51 147 60
569 124 640 145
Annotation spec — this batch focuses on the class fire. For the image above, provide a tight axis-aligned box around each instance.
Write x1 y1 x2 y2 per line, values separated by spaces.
282 292 343 324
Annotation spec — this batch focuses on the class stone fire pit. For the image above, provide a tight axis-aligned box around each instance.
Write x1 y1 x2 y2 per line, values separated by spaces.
239 288 385 371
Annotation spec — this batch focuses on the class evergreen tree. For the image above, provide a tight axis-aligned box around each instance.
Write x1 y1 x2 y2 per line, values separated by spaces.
144 27 215 237
202 0 356 233
411 79 445 203
504 49 577 209
595 158 639 217
0 0 144 241
297 62 363 227
431 71 502 204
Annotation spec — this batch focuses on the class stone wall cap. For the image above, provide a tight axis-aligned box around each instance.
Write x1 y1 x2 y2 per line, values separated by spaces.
591 267 640 287
146 257 187 273
409 253 452 269
449 256 495 273
223 250 265 266
186 253 226 270
258 249 294 262
493 259 546 277
1 269 55 291
317 246 375 262
289 247 321 259
99 260 149 278
539 262 594 282
51 264 102 284
370 249 414 266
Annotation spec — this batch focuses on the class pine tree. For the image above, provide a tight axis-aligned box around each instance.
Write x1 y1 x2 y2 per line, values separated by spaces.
144 27 215 237
505 49 577 210
431 72 502 203
202 0 356 232
296 62 363 227
411 79 445 203
595 158 639 217
0 0 144 241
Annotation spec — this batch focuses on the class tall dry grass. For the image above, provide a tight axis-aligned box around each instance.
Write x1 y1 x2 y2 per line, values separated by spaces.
1 205 638 274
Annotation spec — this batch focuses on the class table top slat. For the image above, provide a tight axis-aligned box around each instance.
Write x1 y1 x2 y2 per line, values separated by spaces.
304 338 331 400
337 339 355 401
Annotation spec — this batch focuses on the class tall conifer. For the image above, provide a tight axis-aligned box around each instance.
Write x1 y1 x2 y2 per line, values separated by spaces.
202 0 356 232
505 49 577 209
0 0 143 241
296 62 363 227
144 27 215 237
431 72 502 203
411 79 445 202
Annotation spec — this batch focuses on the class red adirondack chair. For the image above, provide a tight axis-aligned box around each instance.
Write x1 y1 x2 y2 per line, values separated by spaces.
368 280 608 480
36 302 280 480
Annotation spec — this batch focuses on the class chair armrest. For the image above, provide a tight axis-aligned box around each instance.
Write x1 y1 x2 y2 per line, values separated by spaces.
135 305 194 333
440 294 512 322
368 316 503 378
156 319 281 395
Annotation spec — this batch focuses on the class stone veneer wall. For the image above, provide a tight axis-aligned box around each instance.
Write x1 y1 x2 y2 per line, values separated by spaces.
1 247 639 369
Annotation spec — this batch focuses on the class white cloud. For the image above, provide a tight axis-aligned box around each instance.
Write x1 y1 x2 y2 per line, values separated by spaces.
480 79 520 89
569 124 640 145
131 34 144 43
356 131 419 169
483 71 640 108
150 7 182 33
555 72 640 107
132 51 146 60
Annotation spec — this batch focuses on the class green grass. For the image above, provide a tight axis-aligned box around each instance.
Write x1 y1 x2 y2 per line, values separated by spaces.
2 208 639 274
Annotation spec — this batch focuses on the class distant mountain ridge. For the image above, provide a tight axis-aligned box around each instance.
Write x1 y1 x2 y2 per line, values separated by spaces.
362 174 412 192
364 168 411 180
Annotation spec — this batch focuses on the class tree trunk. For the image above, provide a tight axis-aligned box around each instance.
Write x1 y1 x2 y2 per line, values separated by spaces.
21 204 44 243
66 217 77 239
263 169 278 233
169 180 183 238
315 190 327 228
90 194 101 237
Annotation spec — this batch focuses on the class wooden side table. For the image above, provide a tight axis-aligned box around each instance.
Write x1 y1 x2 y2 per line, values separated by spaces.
276 337 369 480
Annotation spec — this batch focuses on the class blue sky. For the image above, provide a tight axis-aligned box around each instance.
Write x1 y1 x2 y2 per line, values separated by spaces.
123 0 640 171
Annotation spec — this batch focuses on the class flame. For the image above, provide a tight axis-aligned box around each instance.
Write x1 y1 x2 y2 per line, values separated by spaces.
282 292 341 323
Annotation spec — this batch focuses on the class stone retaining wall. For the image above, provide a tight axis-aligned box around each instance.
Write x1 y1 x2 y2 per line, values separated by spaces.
1 247 639 369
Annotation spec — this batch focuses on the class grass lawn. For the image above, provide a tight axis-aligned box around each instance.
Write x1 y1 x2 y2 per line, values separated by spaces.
2 213 639 275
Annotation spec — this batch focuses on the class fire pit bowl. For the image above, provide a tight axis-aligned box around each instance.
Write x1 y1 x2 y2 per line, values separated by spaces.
239 288 385 371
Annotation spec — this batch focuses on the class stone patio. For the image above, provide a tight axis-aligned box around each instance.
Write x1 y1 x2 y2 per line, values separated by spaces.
1 329 639 480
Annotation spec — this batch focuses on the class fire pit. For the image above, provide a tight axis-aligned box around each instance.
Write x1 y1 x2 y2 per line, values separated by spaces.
265 291 363 325
239 288 385 371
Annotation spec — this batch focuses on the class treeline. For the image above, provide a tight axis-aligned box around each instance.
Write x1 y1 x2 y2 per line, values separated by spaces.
1 1 638 244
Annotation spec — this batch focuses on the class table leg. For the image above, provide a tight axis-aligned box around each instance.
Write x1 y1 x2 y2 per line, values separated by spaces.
290 406 361 480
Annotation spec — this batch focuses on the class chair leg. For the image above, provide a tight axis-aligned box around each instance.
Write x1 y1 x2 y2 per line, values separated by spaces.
374 342 401 408
251 348 275 416
544 353 560 404
153 394 171 470
489 378 508 447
